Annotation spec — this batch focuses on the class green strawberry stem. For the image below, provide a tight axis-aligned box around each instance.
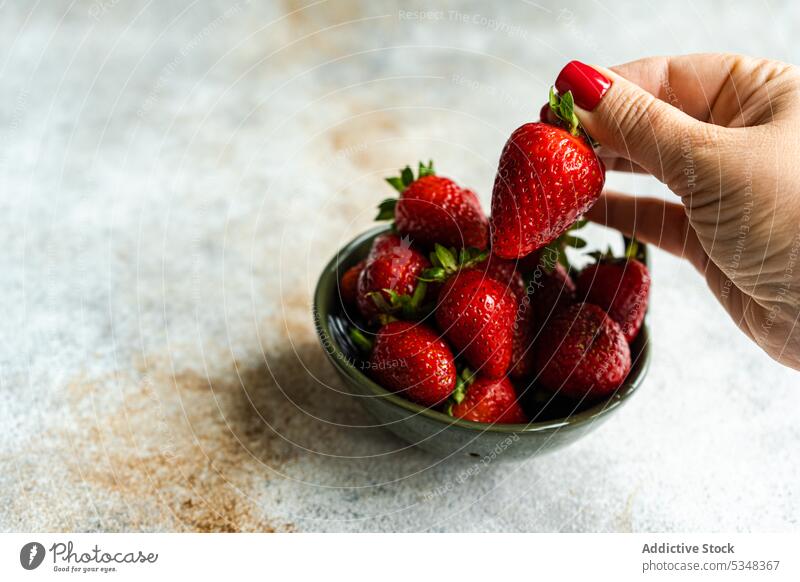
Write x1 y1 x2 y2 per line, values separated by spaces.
624 236 645 262
587 245 614 264
625 238 638 260
549 87 581 136
446 368 475 416
375 313 399 326
548 88 599 147
584 233 644 264
377 161 436 221
367 280 429 319
418 244 489 283
375 198 397 220
349 328 373 353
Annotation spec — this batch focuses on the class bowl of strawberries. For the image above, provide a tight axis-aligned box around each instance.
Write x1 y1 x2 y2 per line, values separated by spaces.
314 89 651 460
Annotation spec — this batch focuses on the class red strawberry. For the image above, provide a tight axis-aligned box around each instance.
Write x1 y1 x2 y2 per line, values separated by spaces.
481 255 526 301
449 374 527 424
530 261 576 325
577 256 650 343
479 256 536 378
376 161 489 250
434 268 517 379
499 233 584 379
509 299 537 379
484 255 534 378
476 256 537 379
356 234 429 322
534 303 631 401
515 248 543 275
490 91 604 259
507 260 578 380
368 321 456 407
339 260 365 308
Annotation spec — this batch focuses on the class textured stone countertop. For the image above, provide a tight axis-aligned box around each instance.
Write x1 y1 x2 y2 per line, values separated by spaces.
1 0 799 532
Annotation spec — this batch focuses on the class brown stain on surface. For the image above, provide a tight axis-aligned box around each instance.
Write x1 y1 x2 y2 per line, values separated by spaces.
327 110 401 169
8 281 389 532
62 367 294 532
43 289 371 532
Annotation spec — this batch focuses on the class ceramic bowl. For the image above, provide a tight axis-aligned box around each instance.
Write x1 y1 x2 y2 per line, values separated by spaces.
313 225 650 460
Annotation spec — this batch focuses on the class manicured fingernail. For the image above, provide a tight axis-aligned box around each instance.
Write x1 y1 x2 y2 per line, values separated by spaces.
555 60 611 111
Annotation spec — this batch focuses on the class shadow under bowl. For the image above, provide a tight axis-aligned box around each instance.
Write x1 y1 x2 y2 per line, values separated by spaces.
313 225 651 461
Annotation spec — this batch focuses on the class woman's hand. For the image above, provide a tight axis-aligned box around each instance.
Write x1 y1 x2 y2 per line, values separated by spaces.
552 54 800 369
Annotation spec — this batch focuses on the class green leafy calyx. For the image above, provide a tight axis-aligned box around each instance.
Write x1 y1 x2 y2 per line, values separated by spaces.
384 160 436 194
376 161 436 221
548 88 598 146
584 235 644 265
624 236 646 262
375 198 397 221
549 87 581 136
418 244 489 283
367 280 428 319
446 368 475 416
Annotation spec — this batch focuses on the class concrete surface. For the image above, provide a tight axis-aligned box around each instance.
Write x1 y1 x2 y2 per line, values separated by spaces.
1 0 798 532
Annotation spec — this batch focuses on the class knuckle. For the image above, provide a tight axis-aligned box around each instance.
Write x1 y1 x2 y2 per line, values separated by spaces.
685 123 721 159
602 91 655 154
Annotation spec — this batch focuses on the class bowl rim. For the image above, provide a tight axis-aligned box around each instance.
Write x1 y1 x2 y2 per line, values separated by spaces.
313 224 651 434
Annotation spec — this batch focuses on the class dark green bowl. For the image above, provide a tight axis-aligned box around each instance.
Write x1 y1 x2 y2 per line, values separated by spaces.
313 225 650 460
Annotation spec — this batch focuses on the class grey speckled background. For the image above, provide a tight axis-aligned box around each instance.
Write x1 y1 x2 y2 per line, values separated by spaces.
1 0 799 532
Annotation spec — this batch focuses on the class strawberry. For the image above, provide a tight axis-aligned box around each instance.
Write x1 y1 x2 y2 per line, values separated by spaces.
356 233 429 322
420 244 524 378
530 261 576 325
476 256 537 379
506 258 578 380
505 223 587 378
534 303 631 401
433 268 517 379
339 260 365 308
576 246 650 343
503 261 578 381
448 371 527 424
515 248 543 276
365 320 456 407
480 255 526 301
490 90 605 259
376 161 489 250
479 256 536 378
509 300 537 379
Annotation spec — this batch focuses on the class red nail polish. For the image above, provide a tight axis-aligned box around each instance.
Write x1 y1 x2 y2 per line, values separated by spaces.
555 60 611 110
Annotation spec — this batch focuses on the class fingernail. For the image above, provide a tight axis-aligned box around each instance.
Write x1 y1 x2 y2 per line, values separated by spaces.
555 60 611 111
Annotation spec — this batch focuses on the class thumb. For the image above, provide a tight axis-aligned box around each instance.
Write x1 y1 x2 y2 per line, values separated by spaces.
555 60 705 186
